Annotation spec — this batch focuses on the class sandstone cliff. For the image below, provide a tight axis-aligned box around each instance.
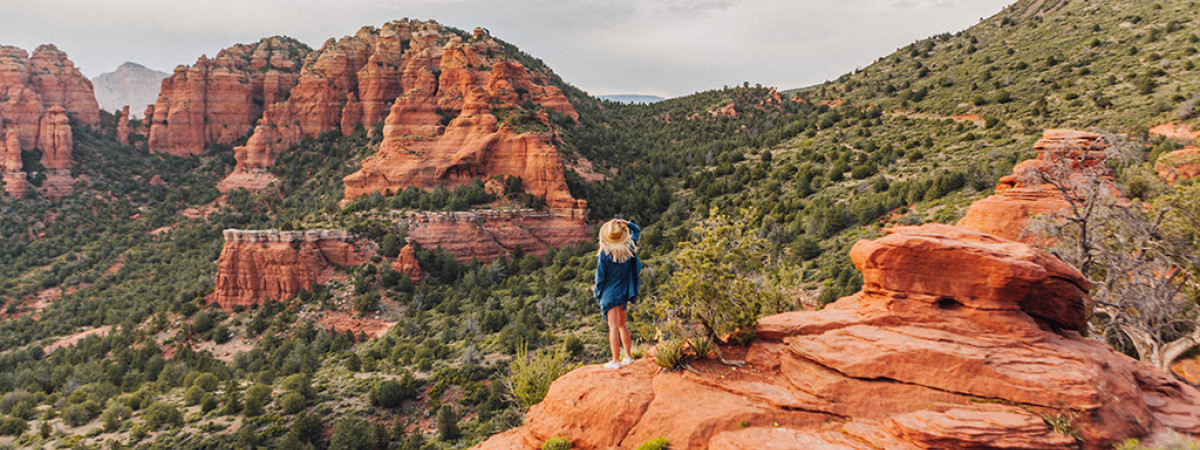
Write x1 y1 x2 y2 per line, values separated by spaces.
116 105 131 145
480 224 1200 449
209 229 376 309
91 62 169 115
147 37 309 157
391 243 424 283
399 209 591 264
957 129 1112 242
0 44 97 198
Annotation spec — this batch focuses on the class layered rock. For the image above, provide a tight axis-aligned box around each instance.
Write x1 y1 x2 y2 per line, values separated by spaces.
957 129 1111 242
2 130 26 198
147 37 309 156
1155 146 1200 184
0 44 97 198
116 105 131 145
400 209 590 264
480 224 1200 449
390 243 424 283
91 62 169 115
209 229 376 309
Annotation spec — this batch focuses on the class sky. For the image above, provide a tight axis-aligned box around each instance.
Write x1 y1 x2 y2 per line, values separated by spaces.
0 0 1014 98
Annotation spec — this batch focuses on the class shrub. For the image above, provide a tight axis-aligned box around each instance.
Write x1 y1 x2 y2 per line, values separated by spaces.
437 405 460 441
691 336 714 359
62 403 93 427
184 386 205 406
280 392 307 415
637 437 671 450
329 416 373 450
654 339 688 371
370 379 411 408
0 416 27 436
505 345 579 409
542 437 573 450
193 372 219 392
141 402 183 429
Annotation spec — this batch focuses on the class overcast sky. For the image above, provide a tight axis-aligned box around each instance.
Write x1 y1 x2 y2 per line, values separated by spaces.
0 0 1013 98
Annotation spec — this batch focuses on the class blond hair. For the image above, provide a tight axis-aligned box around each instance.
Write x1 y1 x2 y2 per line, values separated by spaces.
598 220 637 263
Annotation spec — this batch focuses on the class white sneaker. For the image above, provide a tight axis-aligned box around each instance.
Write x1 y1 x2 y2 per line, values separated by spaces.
621 357 634 366
603 361 622 370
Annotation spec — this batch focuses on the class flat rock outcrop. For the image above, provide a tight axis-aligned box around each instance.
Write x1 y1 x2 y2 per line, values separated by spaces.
957 129 1111 242
0 44 97 198
400 209 590 264
479 224 1200 449
1155 146 1200 184
209 229 376 309
147 37 309 156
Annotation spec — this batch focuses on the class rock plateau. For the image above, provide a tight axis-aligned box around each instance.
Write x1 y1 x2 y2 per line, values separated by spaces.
399 209 591 264
479 224 1200 449
209 229 376 309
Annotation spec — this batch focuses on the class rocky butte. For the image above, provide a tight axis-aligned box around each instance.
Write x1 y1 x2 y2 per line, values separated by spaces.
146 36 309 158
0 44 98 198
956 129 1112 242
479 223 1200 449
209 229 376 309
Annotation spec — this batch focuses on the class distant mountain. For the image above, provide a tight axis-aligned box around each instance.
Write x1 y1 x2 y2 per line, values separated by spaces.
597 94 665 104
91 62 168 116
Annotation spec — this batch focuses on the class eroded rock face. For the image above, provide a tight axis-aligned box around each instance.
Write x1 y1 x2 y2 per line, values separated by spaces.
1156 146 1200 184
400 209 591 264
957 129 1111 242
116 105 131 145
390 243 424 283
209 229 376 309
0 44 96 198
147 37 309 156
479 224 1200 450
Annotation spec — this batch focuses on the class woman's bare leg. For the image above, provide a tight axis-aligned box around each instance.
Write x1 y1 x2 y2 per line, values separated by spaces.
606 307 621 363
618 306 633 359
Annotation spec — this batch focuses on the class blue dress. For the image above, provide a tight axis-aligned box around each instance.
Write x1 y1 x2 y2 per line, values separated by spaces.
594 222 641 317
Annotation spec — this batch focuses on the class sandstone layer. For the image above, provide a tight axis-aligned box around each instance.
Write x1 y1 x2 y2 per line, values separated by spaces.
957 129 1111 242
0 44 97 198
479 224 1200 450
209 229 376 309
399 209 590 264
1155 146 1200 184
147 37 309 156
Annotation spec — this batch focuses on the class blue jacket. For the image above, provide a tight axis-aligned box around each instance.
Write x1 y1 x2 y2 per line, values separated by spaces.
594 222 641 316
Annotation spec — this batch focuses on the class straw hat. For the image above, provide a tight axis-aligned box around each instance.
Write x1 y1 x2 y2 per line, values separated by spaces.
600 220 629 246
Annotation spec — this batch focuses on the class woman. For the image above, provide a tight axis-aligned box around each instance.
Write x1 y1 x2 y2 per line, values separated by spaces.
594 218 641 369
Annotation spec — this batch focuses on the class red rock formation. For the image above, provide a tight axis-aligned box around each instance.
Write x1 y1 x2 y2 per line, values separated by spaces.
2 129 26 198
0 44 97 198
1150 123 1200 143
479 224 1200 450
27 45 99 127
147 37 308 156
1156 146 1200 184
209 229 376 309
116 105 131 145
957 129 1111 242
401 209 590 264
390 243 424 283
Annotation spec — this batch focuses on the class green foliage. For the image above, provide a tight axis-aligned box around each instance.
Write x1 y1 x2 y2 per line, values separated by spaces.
543 437 573 450
62 403 93 426
653 210 786 341
328 416 373 450
653 339 688 371
140 402 183 430
637 437 671 450
370 378 414 409
505 345 579 410
436 405 461 441
279 392 307 415
1040 412 1082 443
0 416 27 436
690 336 714 359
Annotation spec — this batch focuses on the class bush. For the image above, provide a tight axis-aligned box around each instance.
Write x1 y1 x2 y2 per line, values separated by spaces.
329 416 373 450
280 392 307 415
637 437 671 450
0 416 27 436
437 405 460 441
184 386 205 406
505 345 579 410
62 403 93 427
141 402 183 429
653 339 688 371
370 379 412 409
193 372 219 392
543 437 572 450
